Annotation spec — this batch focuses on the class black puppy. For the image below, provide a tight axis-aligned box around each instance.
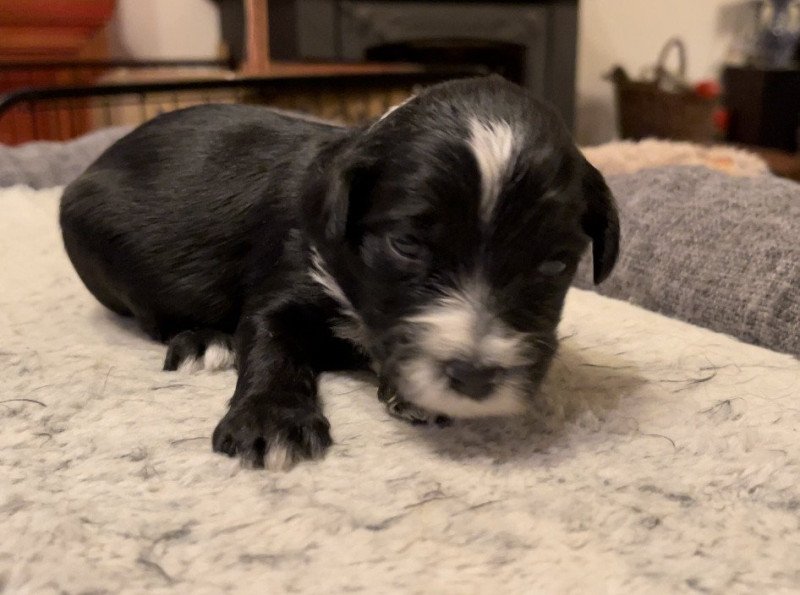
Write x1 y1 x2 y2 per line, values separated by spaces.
60 76 619 470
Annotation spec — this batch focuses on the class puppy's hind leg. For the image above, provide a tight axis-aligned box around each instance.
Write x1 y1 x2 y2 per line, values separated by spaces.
163 330 236 372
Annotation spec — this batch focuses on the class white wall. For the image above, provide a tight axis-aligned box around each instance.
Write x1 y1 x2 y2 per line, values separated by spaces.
107 0 221 60
575 0 757 145
103 0 757 145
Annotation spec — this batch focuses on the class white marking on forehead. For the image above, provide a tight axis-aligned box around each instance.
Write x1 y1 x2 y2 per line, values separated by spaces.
468 118 517 222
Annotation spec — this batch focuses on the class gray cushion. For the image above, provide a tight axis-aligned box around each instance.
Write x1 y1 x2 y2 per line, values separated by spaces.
0 126 130 189
575 165 800 357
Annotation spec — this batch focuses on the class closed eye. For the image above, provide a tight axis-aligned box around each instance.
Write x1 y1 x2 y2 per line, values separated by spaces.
387 234 426 261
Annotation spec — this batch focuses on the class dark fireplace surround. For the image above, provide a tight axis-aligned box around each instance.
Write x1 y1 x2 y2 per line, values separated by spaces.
218 0 579 130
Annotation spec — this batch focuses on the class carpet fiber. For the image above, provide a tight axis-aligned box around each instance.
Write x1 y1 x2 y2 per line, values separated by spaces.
2 185 799 593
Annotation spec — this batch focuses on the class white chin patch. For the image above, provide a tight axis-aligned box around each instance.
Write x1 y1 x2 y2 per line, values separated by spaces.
400 357 525 418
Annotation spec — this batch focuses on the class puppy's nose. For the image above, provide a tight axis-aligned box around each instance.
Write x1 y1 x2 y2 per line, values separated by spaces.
443 360 502 400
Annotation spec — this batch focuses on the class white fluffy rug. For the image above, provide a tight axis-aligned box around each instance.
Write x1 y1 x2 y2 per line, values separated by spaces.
2 185 799 594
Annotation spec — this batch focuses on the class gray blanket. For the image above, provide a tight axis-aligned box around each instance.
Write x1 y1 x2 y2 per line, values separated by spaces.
0 126 130 189
575 166 800 357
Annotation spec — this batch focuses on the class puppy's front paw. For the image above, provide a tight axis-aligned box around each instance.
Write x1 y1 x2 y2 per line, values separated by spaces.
212 403 332 471
378 380 451 427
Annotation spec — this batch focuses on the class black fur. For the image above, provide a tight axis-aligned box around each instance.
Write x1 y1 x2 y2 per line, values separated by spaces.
60 76 619 470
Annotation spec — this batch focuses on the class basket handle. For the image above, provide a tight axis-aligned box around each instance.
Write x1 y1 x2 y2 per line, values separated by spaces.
655 37 687 84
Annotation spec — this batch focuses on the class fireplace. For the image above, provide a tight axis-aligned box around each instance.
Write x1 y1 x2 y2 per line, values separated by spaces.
219 0 579 129
365 38 527 87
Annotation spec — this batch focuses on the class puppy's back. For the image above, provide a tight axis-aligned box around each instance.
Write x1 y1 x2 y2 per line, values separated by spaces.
60 104 345 338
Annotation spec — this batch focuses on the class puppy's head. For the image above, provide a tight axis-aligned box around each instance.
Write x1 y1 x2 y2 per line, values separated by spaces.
304 76 619 418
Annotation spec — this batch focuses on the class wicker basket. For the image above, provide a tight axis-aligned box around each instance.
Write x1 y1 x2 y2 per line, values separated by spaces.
609 38 719 143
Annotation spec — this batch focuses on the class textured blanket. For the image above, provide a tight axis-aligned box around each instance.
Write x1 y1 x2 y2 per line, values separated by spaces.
2 185 799 594
574 165 800 358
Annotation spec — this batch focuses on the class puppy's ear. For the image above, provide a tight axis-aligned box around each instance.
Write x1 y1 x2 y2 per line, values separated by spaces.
324 151 375 242
582 163 620 284
307 135 377 244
